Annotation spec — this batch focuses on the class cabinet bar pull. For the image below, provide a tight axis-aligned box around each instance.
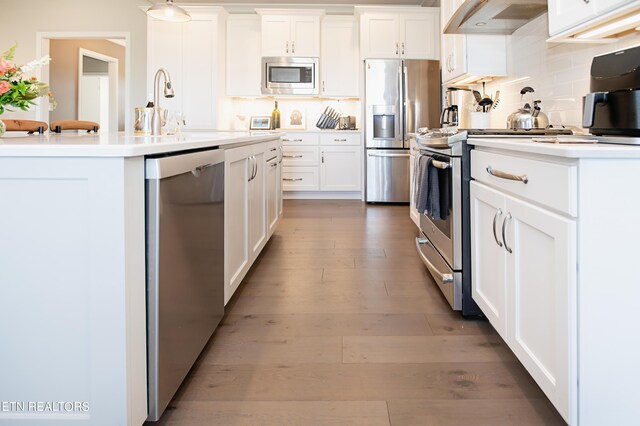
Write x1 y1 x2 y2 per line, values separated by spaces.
321 152 325 163
396 42 399 55
270 162 277 168
401 42 405 55
292 41 295 53
432 160 451 170
286 41 289 53
502 212 513 254
283 177 303 181
486 166 528 184
322 80 326 93
282 138 303 142
334 138 347 142
283 154 303 158
492 209 503 247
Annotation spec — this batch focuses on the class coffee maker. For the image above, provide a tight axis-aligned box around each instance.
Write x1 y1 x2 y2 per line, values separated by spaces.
440 87 460 127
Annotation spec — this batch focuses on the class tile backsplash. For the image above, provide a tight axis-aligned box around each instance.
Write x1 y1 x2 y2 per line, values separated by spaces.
225 98 361 131
467 14 640 130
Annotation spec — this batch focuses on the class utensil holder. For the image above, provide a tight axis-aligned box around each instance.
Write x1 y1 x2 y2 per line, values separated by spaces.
470 112 491 129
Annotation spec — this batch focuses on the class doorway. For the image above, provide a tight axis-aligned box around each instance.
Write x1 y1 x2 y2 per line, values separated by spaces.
36 32 131 132
78 49 118 132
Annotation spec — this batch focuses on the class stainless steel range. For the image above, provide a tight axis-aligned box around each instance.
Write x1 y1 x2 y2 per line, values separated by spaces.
414 127 572 316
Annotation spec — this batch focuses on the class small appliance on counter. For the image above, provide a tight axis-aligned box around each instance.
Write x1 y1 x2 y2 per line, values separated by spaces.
583 45 640 137
338 115 356 130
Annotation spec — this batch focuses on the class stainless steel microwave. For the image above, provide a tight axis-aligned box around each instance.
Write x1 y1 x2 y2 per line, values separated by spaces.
262 57 319 95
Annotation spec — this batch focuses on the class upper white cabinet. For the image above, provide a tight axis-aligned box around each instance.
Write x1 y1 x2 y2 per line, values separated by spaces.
147 7 227 129
258 10 322 57
321 16 359 98
226 15 262 97
358 8 440 60
547 0 640 41
440 3 506 84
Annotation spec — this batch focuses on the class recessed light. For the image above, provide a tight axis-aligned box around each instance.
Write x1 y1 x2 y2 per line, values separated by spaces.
475 22 487 27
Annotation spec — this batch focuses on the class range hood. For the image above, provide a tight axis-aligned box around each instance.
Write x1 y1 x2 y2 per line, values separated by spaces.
443 0 547 35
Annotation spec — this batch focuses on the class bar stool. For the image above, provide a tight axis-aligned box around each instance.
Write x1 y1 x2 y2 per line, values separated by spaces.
3 119 49 134
50 120 99 133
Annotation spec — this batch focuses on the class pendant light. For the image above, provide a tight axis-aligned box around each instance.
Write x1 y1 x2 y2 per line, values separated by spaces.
146 0 191 23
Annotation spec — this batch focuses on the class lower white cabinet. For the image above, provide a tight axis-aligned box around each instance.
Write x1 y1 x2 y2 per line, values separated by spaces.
471 179 576 422
282 131 362 197
225 139 283 304
319 146 361 191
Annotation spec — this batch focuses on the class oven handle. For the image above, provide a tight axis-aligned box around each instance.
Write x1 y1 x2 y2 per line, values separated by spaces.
432 159 451 169
368 153 410 158
415 238 454 284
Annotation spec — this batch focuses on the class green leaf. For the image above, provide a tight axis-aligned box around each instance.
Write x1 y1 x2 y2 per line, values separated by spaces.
2 43 18 60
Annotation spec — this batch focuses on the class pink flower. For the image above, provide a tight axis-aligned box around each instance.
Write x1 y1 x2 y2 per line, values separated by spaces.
0 80 10 95
0 58 14 75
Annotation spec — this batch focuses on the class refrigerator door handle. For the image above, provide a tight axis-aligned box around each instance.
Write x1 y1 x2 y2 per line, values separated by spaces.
403 65 409 148
397 63 404 145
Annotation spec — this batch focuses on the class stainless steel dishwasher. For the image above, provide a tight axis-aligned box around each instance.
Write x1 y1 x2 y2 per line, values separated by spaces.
145 148 225 421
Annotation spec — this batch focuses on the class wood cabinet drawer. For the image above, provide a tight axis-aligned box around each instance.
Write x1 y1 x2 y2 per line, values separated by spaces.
319 132 361 146
282 132 319 146
282 167 319 191
281 146 319 167
471 150 577 217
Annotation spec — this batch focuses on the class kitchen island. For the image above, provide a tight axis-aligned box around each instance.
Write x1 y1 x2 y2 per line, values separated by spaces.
468 136 640 425
0 131 281 426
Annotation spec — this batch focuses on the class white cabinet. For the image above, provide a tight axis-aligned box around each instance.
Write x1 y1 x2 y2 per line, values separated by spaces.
359 9 440 60
147 7 226 129
547 0 640 40
408 139 419 227
248 144 267 260
439 6 507 84
265 142 282 237
470 148 578 424
547 0 596 35
224 145 252 303
258 10 322 57
282 132 362 197
320 146 361 191
321 17 359 97
226 15 262 97
469 181 508 339
224 140 283 304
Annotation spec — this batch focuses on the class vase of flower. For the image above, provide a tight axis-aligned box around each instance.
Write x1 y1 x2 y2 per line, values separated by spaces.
0 43 55 137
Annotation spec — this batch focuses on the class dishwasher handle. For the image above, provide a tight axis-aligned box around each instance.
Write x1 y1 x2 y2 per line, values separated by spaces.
146 149 225 180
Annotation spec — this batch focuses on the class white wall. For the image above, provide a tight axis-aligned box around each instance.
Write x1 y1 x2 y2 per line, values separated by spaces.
0 0 147 122
472 15 640 130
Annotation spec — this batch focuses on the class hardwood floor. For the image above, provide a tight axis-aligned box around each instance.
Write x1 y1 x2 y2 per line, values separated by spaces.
152 200 566 426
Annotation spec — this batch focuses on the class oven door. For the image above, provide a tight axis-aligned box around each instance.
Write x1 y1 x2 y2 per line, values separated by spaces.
416 150 461 271
262 57 319 95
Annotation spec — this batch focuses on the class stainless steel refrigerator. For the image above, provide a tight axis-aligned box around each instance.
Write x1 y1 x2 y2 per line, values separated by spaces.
365 59 441 203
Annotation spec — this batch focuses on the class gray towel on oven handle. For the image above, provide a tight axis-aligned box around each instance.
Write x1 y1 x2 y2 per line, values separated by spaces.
416 155 431 215
427 160 441 220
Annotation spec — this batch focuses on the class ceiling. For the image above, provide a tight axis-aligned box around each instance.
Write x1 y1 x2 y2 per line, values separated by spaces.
174 0 440 6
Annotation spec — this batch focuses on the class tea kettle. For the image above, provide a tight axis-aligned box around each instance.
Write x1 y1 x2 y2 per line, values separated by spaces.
507 87 549 130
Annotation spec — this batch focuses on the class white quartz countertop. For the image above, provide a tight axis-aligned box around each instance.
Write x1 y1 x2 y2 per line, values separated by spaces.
469 136 640 158
0 131 281 157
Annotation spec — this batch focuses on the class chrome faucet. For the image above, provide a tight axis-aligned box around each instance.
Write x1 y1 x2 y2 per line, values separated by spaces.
151 68 175 135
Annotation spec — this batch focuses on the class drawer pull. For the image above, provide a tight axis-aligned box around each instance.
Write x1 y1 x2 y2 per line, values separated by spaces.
282 138 303 142
334 138 347 142
492 209 503 247
486 166 528 184
283 177 303 181
283 154 304 158
502 212 513 254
